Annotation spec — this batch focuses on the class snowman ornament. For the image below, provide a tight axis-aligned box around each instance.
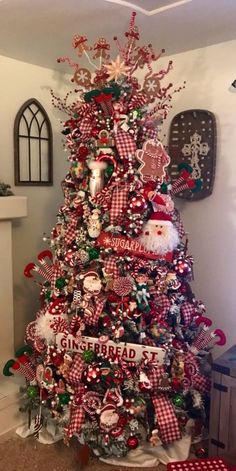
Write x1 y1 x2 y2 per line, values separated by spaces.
87 208 102 238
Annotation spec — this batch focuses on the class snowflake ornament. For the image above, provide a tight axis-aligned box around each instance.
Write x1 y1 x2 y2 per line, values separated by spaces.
104 55 130 82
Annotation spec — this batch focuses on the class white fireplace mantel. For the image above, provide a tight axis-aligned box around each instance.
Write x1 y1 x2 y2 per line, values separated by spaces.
0 196 27 220
0 196 27 435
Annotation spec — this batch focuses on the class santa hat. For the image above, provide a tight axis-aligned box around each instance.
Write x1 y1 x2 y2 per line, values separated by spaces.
79 270 99 280
148 211 172 225
151 194 166 206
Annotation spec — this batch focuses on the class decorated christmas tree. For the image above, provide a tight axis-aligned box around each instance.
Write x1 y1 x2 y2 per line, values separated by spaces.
4 12 226 466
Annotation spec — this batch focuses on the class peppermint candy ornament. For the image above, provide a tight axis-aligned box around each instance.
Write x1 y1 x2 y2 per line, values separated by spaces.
82 391 102 417
113 276 134 297
25 321 36 342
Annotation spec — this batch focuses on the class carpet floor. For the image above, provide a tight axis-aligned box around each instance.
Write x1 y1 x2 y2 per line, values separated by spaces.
0 432 166 471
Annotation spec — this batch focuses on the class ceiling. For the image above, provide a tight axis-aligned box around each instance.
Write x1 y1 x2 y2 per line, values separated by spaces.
0 0 235 72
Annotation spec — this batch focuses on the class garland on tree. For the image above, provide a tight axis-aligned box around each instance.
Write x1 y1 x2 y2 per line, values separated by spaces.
4 12 226 462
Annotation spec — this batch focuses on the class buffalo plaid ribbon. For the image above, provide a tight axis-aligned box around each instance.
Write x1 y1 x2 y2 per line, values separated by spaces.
79 117 93 140
67 353 85 385
152 394 182 444
115 128 137 159
66 384 85 439
146 363 181 443
140 127 158 142
142 336 156 347
156 294 171 319
65 213 78 245
103 255 120 279
110 183 129 225
180 302 196 326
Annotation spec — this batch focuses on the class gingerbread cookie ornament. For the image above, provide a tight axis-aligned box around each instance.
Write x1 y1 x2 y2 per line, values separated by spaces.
136 140 170 182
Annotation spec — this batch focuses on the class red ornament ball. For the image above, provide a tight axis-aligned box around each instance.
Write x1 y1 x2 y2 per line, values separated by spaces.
83 365 101 384
174 258 192 278
195 447 207 459
127 436 139 449
129 194 147 214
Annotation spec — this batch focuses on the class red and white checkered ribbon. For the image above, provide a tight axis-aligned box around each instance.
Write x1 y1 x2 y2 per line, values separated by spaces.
156 294 171 319
142 337 156 347
79 117 93 140
67 353 85 385
103 255 120 279
192 329 214 352
180 302 196 326
140 127 158 141
66 384 85 438
114 128 137 160
110 183 129 225
152 394 182 444
146 362 181 443
65 213 78 245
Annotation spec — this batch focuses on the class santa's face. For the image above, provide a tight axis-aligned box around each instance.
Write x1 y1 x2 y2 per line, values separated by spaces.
83 275 102 294
140 221 179 255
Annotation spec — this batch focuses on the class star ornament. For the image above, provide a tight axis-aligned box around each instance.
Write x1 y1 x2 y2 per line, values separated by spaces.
104 55 130 82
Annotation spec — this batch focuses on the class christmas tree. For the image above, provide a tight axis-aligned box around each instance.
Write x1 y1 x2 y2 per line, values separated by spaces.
4 12 226 465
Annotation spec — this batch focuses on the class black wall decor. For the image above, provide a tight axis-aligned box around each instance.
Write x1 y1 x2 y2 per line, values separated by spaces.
168 109 216 200
14 98 53 186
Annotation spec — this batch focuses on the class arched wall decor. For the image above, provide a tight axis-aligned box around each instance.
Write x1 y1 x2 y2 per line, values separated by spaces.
14 98 53 186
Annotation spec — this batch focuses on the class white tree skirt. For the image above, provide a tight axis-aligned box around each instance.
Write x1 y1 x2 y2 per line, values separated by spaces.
100 435 191 468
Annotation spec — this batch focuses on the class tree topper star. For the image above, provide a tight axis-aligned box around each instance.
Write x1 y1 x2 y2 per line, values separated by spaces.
104 55 130 82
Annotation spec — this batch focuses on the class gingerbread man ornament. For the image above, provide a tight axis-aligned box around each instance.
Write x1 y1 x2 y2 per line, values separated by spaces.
136 139 170 182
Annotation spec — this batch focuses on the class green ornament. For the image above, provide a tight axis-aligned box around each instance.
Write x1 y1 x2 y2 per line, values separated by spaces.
172 393 185 408
58 392 70 405
27 385 39 399
45 291 52 301
160 183 168 194
55 277 66 289
105 164 114 178
88 247 100 260
82 349 95 363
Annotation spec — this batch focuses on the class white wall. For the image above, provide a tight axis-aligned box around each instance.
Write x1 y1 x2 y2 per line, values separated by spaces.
161 40 236 357
0 55 68 349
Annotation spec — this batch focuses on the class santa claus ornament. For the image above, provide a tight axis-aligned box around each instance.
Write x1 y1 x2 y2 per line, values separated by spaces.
139 211 179 255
